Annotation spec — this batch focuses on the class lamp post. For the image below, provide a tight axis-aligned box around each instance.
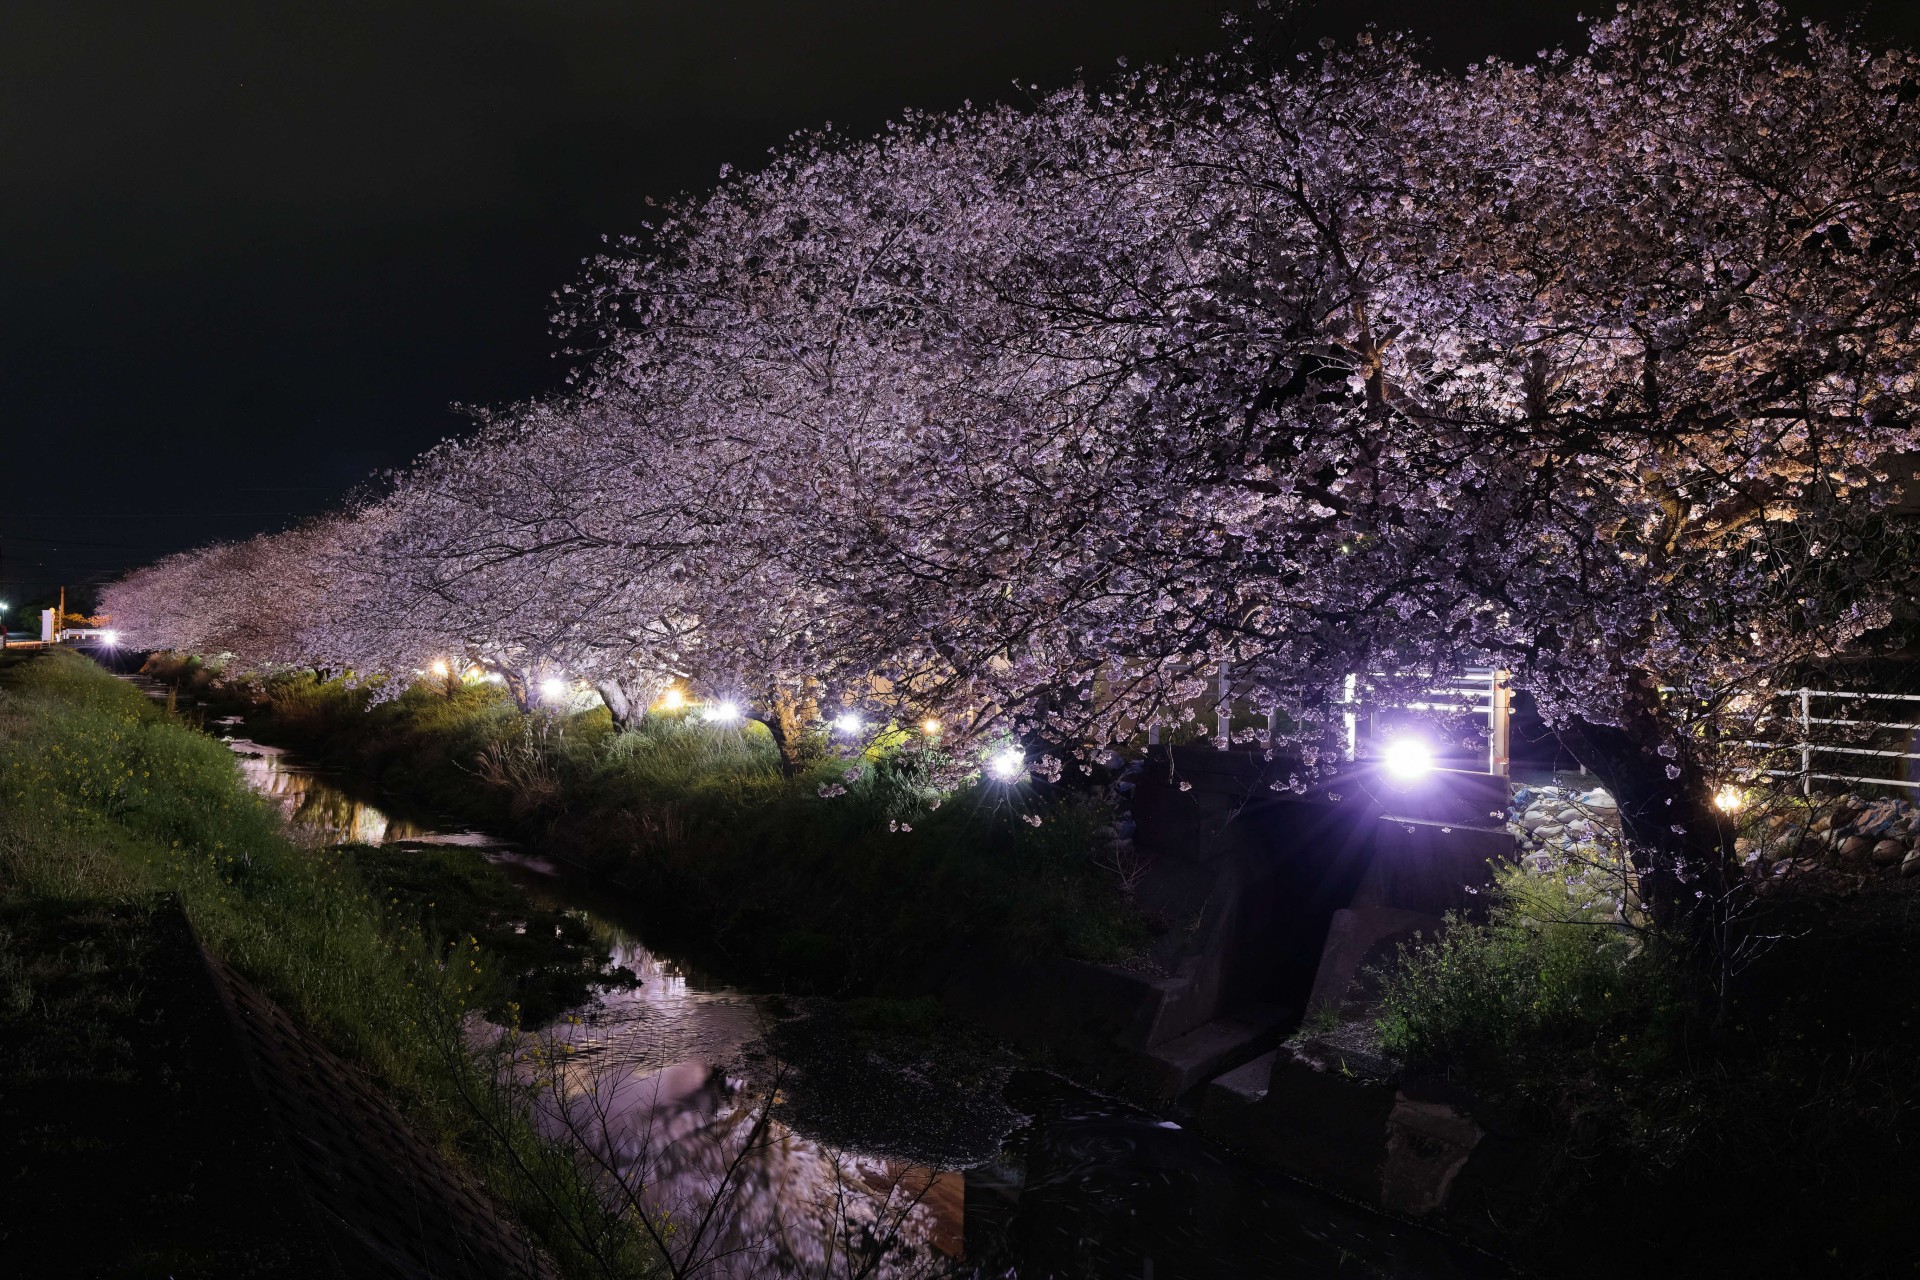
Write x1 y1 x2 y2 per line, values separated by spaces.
0 599 8 650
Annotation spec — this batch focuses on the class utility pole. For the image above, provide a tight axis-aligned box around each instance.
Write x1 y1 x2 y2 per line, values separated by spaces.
57 585 66 642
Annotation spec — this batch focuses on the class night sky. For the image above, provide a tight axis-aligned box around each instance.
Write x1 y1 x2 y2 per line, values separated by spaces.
3 1 1913 607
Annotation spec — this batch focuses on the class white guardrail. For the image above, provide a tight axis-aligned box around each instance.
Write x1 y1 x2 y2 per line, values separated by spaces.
1149 671 1920 792
1149 666 1516 777
1742 688 1920 794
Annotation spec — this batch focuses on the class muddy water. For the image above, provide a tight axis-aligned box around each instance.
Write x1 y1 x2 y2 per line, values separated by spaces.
221 732 1504 1279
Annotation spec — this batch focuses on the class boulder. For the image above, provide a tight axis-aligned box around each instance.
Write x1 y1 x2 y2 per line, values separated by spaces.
1532 823 1565 840
1904 852 1920 879
1555 808 1581 825
1840 835 1871 859
1872 839 1907 866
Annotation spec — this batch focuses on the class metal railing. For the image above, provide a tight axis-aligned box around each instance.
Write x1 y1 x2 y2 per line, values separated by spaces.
1148 666 1515 777
1742 688 1920 794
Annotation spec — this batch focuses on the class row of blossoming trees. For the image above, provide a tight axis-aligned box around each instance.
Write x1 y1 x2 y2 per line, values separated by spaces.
105 3 1919 921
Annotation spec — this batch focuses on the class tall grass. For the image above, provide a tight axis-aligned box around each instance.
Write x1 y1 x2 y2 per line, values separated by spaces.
0 650 655 1277
220 666 1147 991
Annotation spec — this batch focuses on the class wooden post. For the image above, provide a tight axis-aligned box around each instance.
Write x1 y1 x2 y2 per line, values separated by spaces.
1488 669 1511 777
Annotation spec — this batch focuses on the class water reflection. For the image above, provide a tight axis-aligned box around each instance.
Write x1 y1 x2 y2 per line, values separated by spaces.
226 738 963 1277
221 734 1504 1279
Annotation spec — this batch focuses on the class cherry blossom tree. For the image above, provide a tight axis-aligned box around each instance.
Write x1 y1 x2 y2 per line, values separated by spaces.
104 1 1919 925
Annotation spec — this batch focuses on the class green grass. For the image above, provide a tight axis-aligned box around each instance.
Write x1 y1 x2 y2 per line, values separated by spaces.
0 650 657 1277
200 663 1148 992
1374 858 1920 1277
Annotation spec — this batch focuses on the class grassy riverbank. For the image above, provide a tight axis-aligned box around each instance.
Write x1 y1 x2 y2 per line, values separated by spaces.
0 650 653 1276
159 657 1148 992
1375 858 1920 1278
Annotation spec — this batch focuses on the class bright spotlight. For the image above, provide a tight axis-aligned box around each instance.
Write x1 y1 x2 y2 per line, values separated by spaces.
707 701 742 724
1382 737 1433 780
987 747 1025 782
659 688 686 711
540 677 569 703
1713 785 1744 814
429 659 450 678
101 630 119 646
922 718 942 736
833 713 865 736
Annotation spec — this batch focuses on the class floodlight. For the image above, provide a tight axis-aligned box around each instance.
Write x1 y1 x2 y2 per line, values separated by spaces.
540 677 569 702
987 747 1025 782
833 712 865 736
1381 737 1433 780
1713 785 1744 814
707 701 742 724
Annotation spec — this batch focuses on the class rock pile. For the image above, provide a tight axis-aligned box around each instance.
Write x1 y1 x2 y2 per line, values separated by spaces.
1506 780 1920 884
1764 793 1920 880
1507 782 1623 871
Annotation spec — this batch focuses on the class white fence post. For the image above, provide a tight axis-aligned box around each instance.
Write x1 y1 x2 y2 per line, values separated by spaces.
1216 662 1232 750
1342 673 1358 762
1799 688 1813 797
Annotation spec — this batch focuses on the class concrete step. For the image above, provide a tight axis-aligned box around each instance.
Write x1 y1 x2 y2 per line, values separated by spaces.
1138 1002 1290 1102
1206 1049 1278 1105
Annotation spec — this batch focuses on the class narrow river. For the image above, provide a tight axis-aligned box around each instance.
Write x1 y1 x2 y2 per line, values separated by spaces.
215 728 1505 1279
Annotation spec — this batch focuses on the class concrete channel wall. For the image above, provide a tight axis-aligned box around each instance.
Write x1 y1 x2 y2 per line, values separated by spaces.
942 746 1534 1236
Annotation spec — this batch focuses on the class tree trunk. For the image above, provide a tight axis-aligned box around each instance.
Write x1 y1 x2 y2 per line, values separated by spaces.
595 679 633 729
1554 692 1736 936
751 688 818 778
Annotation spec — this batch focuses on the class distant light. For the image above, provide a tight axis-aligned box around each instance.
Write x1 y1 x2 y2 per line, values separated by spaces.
539 677 569 703
833 713 865 736
707 701 742 724
102 630 119 646
987 747 1025 782
1713 785 1744 814
1382 737 1433 780
429 659 450 678
659 688 685 711
922 718 942 736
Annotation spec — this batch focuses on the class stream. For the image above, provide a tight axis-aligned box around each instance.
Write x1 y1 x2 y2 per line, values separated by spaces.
215 727 1506 1279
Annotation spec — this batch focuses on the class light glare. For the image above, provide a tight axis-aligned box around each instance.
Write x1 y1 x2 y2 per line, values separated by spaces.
540 677 569 702
833 713 865 736
102 630 119 646
1713 785 1744 814
922 718 942 735
1382 737 1433 780
429 659 450 678
659 688 686 711
707 701 742 724
987 747 1025 782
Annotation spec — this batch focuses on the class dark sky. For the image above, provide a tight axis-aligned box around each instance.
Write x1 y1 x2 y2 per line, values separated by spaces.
2 1 1913 604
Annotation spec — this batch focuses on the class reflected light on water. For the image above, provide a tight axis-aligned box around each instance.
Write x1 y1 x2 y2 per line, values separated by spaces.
227 736 963 1277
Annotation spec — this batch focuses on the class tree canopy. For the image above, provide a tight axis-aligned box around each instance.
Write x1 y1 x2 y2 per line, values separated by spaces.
104 2 1920 911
